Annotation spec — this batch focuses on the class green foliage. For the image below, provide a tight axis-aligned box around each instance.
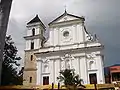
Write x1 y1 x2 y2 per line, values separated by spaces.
57 69 85 89
1 35 23 85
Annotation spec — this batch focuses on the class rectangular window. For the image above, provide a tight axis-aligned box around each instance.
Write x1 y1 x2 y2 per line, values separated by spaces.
31 55 33 61
30 77 32 83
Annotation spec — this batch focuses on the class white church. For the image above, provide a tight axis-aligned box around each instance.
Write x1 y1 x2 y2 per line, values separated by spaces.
23 10 105 85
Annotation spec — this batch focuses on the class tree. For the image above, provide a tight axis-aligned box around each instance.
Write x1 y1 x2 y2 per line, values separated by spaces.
57 69 85 90
1 35 23 85
17 67 24 85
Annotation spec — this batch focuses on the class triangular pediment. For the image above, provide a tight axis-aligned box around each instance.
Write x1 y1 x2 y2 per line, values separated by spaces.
27 14 46 28
48 11 84 25
56 15 79 22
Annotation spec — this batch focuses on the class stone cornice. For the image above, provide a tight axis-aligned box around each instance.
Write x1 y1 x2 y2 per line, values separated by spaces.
49 19 83 28
24 68 37 71
36 54 85 61
24 34 44 40
42 40 102 49
35 46 103 58
24 48 39 52
26 22 46 29
35 43 103 55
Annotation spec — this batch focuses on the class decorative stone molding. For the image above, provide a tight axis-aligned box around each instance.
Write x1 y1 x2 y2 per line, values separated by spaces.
60 54 75 61
86 52 96 60
24 34 44 40
88 60 96 70
86 33 99 42
60 54 75 70
42 59 50 63
42 59 50 73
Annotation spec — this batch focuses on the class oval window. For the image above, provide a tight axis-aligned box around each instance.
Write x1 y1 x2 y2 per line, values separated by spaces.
63 31 69 37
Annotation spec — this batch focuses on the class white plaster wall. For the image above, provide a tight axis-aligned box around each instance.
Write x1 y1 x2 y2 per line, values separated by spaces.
86 51 104 84
74 25 78 43
49 23 87 47
49 60 54 84
78 57 81 76
72 25 76 44
27 25 42 36
35 27 40 35
27 30 32 36
59 26 73 45
36 50 104 85
96 55 105 84
80 57 88 84
53 28 59 46
72 57 79 74
78 24 84 42
27 27 35 36
25 38 41 50
25 40 30 50
36 61 42 85
54 59 60 84
35 16 105 85
34 39 39 49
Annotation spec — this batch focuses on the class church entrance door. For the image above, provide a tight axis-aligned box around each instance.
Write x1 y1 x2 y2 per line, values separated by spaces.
89 73 97 84
43 76 49 85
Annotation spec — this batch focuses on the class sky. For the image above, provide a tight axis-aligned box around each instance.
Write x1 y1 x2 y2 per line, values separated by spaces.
7 0 120 67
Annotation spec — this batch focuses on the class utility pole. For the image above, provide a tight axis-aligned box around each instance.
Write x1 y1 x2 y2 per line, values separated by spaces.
0 0 13 85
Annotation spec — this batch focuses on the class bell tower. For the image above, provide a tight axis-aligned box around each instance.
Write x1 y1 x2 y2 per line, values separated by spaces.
23 15 46 85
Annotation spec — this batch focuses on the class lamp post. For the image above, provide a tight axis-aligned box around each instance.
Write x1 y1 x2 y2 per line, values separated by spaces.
93 76 97 90
0 0 13 85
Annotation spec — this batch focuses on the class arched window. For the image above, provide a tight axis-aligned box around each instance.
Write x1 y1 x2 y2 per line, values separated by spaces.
32 28 35 36
89 61 95 70
29 77 32 83
30 55 33 61
31 40 34 49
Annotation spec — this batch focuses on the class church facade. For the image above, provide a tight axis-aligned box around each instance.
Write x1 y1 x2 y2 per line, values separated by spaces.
23 11 105 85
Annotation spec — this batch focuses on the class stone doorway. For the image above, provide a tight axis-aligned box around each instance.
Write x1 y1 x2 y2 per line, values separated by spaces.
43 76 49 85
89 73 97 84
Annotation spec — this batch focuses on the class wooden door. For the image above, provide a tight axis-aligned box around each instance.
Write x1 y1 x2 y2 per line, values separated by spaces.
43 76 49 85
89 73 97 84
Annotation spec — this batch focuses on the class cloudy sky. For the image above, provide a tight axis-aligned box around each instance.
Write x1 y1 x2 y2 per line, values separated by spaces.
7 0 120 67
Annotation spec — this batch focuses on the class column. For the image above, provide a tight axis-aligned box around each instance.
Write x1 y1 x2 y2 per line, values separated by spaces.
78 57 81 77
36 60 42 85
80 56 88 84
53 28 59 46
49 60 54 84
97 55 105 84
49 28 54 46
